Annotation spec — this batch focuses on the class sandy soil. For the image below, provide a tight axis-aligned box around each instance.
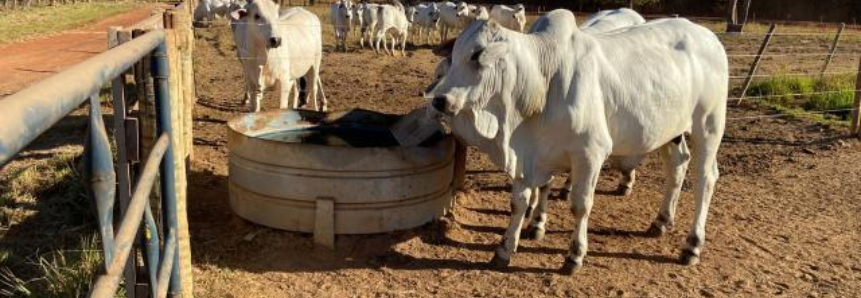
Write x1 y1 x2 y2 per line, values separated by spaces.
186 9 861 298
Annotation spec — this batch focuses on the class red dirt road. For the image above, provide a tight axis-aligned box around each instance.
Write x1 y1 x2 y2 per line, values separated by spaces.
0 5 159 97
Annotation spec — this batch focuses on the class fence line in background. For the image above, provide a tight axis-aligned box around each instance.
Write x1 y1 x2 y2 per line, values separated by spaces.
736 23 776 105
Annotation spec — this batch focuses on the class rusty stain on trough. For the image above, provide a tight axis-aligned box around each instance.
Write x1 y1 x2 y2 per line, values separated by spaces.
226 109 455 237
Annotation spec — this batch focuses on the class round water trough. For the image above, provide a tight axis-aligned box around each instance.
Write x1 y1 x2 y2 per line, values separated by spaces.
226 109 454 243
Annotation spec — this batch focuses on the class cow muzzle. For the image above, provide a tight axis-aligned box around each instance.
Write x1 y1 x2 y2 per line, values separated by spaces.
269 37 282 48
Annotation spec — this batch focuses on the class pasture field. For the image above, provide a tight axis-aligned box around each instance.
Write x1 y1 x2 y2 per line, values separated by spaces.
186 4 861 298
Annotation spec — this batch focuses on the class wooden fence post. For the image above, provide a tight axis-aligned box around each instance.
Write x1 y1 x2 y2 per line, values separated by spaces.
738 23 777 105
852 57 861 137
821 23 845 76
164 8 194 297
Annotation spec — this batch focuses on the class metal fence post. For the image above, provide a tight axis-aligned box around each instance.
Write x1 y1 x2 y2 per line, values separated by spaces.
852 57 861 137
151 40 182 297
737 23 777 105
821 23 845 76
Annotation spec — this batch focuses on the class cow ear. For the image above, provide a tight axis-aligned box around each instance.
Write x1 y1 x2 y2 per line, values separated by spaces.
473 109 499 139
477 42 508 68
230 9 248 21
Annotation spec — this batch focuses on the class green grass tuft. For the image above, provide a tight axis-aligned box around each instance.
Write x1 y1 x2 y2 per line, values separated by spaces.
745 73 857 122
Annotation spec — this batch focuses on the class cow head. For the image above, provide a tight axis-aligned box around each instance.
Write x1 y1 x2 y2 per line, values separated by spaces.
352 3 364 21
455 2 469 17
429 3 440 23
231 0 283 48
425 20 545 141
406 6 417 23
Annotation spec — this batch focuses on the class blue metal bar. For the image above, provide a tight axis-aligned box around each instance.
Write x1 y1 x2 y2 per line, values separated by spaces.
0 30 166 166
155 228 177 298
151 40 182 297
83 93 117 268
144 203 161 296
90 133 170 298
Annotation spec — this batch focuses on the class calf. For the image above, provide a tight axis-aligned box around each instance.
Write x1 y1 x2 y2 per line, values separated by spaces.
231 1 327 112
426 10 727 272
489 4 526 32
329 0 353 51
375 2 410 56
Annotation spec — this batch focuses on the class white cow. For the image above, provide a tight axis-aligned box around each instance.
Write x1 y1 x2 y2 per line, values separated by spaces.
468 5 489 21
351 3 364 39
359 3 380 48
489 4 526 32
375 2 410 56
230 1 327 112
438 1 469 41
412 2 441 45
193 0 244 27
425 10 728 272
330 0 353 51
579 8 646 34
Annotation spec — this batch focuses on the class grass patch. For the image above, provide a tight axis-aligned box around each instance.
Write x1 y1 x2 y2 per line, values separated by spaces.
0 1 142 44
745 74 857 123
0 152 108 297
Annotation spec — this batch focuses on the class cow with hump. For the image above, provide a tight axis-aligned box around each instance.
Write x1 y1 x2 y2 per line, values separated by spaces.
424 10 728 272
230 0 327 112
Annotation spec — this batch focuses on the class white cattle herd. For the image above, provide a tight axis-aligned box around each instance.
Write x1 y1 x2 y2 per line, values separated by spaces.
196 0 729 273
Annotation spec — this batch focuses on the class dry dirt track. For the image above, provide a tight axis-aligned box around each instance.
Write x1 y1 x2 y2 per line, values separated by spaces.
187 12 861 298
0 4 159 97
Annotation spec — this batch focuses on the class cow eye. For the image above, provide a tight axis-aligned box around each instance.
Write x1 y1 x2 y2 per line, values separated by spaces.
470 49 482 62
254 14 261 20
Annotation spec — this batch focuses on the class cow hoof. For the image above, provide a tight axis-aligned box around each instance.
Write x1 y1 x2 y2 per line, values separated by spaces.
616 185 633 196
561 258 582 275
520 228 545 241
489 252 511 269
646 223 667 237
679 250 700 266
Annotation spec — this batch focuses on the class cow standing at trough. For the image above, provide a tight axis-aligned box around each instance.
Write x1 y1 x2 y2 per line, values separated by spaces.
489 4 525 32
375 2 410 56
330 0 353 51
230 0 327 112
425 10 728 271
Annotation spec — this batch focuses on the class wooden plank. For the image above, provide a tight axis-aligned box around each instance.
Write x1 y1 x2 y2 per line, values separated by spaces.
737 23 777 105
821 23 845 76
109 25 139 298
314 197 336 249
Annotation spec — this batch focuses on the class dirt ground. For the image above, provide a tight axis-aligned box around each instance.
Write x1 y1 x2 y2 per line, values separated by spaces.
0 4 159 97
184 7 861 298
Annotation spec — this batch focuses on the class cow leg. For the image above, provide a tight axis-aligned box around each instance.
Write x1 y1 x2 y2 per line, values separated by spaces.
401 31 407 56
647 137 691 237
609 155 644 196
681 114 724 266
489 180 531 268
315 75 328 112
521 184 550 241
290 79 300 109
306 65 322 111
562 151 605 274
279 79 294 110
